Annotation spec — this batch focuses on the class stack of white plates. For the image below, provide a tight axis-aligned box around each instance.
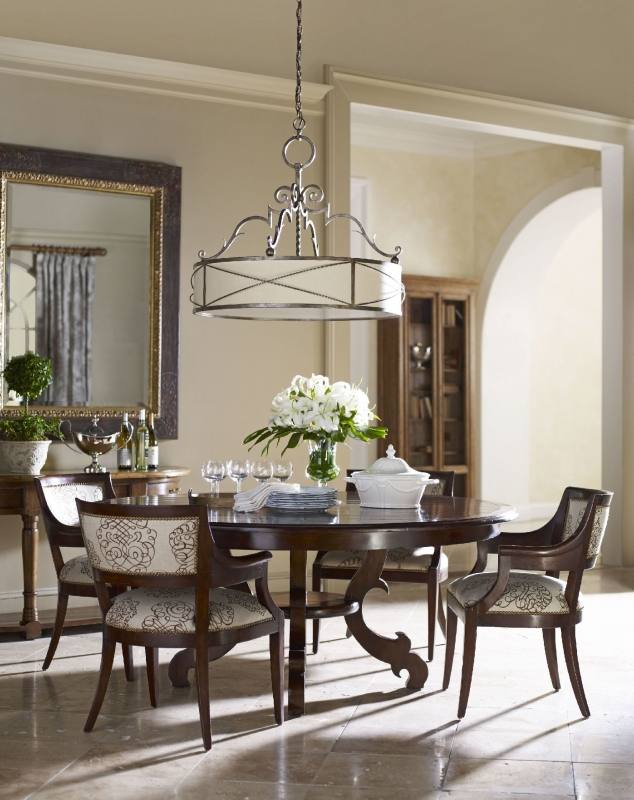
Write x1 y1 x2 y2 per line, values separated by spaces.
267 486 337 511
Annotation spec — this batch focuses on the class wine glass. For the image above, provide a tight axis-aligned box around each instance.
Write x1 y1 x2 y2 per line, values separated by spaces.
226 458 251 493
252 459 274 483
272 461 293 483
201 460 226 496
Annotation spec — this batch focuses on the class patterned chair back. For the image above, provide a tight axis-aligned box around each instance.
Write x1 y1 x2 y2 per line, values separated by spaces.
78 502 205 580
35 474 116 549
559 487 613 567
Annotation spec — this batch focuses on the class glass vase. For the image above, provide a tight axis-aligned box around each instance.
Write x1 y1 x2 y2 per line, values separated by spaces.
305 439 340 487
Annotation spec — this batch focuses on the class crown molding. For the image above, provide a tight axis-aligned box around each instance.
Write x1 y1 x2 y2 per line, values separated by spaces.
0 36 331 114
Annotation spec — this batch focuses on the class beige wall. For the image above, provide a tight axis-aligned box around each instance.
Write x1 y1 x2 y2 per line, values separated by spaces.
352 147 475 279
0 71 324 613
474 146 600 277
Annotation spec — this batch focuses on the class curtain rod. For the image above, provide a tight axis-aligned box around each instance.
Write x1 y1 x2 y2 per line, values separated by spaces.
8 244 108 257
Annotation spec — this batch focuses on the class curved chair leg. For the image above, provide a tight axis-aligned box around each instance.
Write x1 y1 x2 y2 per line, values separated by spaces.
145 647 159 707
122 644 135 682
84 633 116 732
42 587 68 671
270 629 285 725
312 567 321 654
427 571 438 661
562 626 590 717
457 610 478 719
443 606 457 690
195 639 212 751
437 587 447 638
543 629 561 691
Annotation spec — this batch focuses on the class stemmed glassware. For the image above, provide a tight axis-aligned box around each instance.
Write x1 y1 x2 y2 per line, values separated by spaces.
272 461 293 482
252 460 274 483
201 460 226 496
226 458 251 493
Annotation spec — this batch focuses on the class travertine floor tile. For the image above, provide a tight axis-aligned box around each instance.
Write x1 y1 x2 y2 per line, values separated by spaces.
0 571 633 800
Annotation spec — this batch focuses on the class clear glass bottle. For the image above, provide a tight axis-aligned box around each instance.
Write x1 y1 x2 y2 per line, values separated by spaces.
116 412 134 471
147 412 159 471
134 408 149 471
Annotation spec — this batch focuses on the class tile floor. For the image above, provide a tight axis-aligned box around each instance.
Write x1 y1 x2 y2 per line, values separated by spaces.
1 568 633 799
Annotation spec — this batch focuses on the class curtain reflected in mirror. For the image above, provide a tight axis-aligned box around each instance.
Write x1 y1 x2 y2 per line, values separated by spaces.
5 183 151 408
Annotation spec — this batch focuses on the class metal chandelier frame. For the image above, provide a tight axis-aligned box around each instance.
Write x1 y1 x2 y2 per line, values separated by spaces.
191 0 404 321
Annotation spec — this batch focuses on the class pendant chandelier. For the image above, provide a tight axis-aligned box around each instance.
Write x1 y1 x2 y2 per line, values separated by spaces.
190 0 404 321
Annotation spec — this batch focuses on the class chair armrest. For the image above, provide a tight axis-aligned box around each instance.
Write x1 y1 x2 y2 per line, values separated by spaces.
213 549 273 583
475 535 582 613
486 521 556 552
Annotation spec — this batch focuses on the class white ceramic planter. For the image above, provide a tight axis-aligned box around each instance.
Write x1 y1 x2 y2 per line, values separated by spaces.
0 440 51 474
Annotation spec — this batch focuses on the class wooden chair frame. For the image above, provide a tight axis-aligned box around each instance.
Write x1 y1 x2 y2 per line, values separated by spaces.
33 474 128 673
77 500 285 751
443 487 613 718
312 470 455 660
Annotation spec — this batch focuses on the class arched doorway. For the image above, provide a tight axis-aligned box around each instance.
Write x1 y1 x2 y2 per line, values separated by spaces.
480 186 602 519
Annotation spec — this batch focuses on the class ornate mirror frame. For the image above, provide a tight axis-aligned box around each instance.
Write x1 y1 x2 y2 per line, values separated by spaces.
0 143 181 438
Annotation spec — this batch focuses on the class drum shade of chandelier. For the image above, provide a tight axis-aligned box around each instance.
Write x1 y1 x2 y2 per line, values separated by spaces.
191 0 404 321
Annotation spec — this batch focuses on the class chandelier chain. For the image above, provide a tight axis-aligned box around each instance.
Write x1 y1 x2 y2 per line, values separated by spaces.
293 0 306 134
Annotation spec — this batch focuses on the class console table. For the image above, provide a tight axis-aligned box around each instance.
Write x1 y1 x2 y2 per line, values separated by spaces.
0 467 190 638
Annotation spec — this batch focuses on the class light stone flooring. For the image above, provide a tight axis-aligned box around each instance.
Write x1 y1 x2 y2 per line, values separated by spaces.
1 568 634 799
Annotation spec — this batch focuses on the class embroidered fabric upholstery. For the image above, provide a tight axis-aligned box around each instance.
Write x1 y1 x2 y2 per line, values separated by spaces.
586 505 609 559
80 513 198 576
322 547 447 572
59 554 94 585
562 497 609 558
43 484 106 527
448 571 582 614
562 497 588 541
105 587 273 633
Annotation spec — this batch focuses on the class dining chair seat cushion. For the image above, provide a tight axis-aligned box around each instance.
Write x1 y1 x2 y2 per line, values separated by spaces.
321 547 448 572
105 586 273 634
448 570 582 614
59 554 94 585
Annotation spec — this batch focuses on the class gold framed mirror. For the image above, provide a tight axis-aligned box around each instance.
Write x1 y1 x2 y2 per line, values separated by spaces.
0 143 181 438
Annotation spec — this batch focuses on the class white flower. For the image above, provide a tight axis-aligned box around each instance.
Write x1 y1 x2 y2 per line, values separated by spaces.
267 374 375 436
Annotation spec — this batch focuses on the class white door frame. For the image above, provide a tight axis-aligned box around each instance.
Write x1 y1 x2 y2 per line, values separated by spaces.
324 67 631 565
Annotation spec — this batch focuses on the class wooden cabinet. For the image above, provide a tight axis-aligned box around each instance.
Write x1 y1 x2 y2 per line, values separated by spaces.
378 275 476 496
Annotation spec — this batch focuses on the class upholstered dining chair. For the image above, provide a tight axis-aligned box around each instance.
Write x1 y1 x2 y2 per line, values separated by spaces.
312 470 455 660
33 474 131 673
77 500 285 751
443 486 613 719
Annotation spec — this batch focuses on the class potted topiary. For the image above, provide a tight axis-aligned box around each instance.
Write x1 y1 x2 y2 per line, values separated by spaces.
0 352 60 474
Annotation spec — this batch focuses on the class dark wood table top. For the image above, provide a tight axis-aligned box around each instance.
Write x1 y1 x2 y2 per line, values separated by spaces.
104 493 517 551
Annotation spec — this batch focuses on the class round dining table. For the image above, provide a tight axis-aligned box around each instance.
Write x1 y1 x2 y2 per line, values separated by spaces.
110 492 516 718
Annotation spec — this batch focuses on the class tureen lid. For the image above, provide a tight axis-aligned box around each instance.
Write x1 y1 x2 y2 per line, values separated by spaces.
364 444 424 476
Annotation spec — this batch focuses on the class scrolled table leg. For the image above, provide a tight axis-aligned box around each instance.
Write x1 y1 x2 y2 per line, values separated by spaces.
168 645 235 688
345 550 429 690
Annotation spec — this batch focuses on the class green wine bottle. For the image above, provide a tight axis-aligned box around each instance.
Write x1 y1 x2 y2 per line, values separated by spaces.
134 408 149 471
116 412 134 471
147 412 159 471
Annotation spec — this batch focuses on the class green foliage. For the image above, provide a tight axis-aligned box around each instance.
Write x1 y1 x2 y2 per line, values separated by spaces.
0 353 58 441
243 420 388 456
3 353 53 405
0 416 60 442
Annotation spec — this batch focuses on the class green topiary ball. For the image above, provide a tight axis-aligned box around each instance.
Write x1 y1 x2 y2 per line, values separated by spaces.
2 352 53 403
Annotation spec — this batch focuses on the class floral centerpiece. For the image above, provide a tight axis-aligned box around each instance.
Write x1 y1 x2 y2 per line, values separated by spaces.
244 374 387 485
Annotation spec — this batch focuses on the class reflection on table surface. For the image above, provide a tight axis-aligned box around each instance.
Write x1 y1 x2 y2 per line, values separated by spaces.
104 492 517 529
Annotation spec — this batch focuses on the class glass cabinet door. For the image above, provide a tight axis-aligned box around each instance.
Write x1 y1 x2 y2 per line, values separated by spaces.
407 296 435 468
440 298 467 467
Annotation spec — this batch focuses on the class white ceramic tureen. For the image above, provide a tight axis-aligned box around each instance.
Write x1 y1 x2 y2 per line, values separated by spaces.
347 445 439 508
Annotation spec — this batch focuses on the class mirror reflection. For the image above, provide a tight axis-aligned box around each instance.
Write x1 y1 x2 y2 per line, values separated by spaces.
5 183 151 407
